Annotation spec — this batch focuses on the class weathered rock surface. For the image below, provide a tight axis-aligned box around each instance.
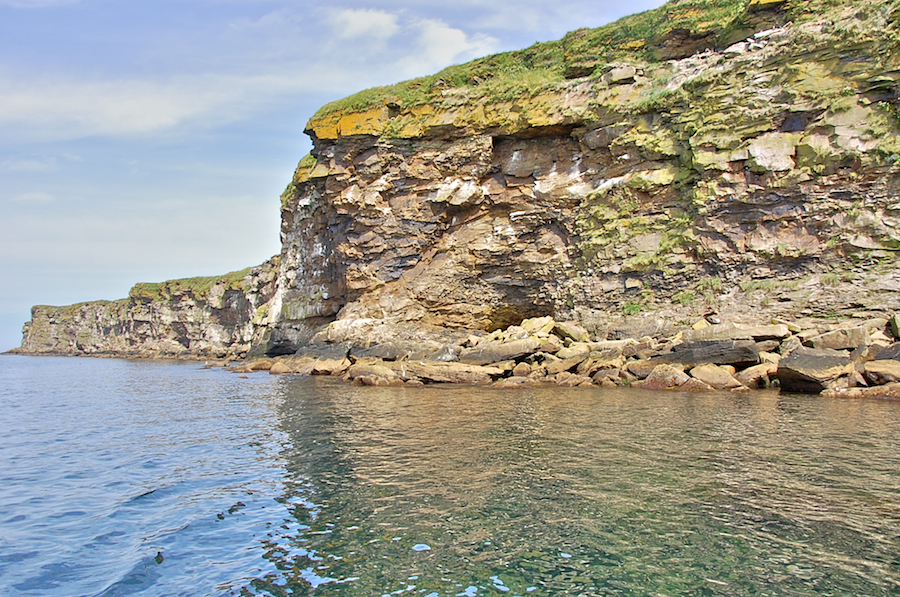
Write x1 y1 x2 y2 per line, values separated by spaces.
655 340 759 367
690 364 744 390
13 258 279 358
776 347 854 393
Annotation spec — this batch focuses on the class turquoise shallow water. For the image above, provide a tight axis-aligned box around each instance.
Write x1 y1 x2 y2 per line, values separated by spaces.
1 356 899 596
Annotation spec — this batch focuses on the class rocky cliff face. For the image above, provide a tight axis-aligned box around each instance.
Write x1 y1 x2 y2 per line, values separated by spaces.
263 0 900 354
14 258 278 358
14 0 900 357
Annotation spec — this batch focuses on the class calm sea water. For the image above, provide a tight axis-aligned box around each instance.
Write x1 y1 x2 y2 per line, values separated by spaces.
1 356 899 597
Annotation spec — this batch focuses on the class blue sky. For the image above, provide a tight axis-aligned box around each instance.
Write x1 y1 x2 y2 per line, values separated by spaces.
0 0 666 351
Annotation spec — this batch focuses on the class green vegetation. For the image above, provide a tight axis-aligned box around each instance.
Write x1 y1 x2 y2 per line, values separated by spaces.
129 267 254 302
697 276 724 292
311 0 859 121
623 301 643 316
672 290 696 305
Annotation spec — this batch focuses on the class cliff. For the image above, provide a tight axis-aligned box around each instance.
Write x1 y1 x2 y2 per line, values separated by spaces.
14 0 900 358
12 258 278 358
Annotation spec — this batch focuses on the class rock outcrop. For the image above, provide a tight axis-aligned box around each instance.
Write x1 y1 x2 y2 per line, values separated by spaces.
12 258 279 358
12 0 900 368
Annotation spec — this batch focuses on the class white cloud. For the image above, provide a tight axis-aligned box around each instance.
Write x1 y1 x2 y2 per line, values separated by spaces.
9 192 55 204
396 18 498 78
332 8 400 41
0 72 318 141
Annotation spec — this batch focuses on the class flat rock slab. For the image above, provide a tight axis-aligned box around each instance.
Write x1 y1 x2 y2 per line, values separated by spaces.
683 323 790 342
864 360 900 384
776 348 853 393
807 327 869 351
389 360 503 384
655 339 759 367
459 337 542 366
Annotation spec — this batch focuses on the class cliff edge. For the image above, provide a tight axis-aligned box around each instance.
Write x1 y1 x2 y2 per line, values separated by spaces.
14 0 900 359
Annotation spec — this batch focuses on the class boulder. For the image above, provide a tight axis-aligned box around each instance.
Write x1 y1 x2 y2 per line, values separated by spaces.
520 316 556 335
459 337 542 366
683 323 790 342
591 367 623 385
538 336 563 354
864 360 900 385
807 326 869 351
311 358 351 376
390 360 502 384
626 359 666 379
512 362 532 377
249 359 275 371
678 378 716 392
776 347 854 393
553 322 590 342
347 361 398 381
269 361 292 375
689 364 744 390
655 339 759 367
631 364 690 390
553 372 594 387
735 363 778 388
557 343 591 360
875 343 900 361
545 355 589 375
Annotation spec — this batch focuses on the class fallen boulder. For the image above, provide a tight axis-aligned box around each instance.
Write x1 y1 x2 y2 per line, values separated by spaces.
459 337 542 366
735 362 778 388
863 360 900 385
655 340 759 367
689 364 744 390
390 360 503 384
807 326 869 351
632 364 690 390
776 347 854 393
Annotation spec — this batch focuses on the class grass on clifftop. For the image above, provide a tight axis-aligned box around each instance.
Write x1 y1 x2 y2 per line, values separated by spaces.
129 267 253 301
311 0 857 122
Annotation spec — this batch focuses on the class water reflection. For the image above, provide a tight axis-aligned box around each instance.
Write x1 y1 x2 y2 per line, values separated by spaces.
250 378 900 596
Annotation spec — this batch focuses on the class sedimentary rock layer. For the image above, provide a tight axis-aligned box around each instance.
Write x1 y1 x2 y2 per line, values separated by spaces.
13 258 279 358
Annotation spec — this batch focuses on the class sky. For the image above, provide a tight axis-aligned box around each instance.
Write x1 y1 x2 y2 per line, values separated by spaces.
0 0 667 351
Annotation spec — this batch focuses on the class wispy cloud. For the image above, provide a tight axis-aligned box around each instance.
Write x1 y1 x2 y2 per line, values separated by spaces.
332 8 401 41
9 191 55 204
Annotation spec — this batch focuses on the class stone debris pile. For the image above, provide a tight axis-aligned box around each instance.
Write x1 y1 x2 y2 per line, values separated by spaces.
226 314 900 398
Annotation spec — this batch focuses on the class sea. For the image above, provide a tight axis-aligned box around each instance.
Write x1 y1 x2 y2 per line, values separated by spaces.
1 355 899 596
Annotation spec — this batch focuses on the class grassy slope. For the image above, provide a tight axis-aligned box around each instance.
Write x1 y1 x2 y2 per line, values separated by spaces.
311 0 854 122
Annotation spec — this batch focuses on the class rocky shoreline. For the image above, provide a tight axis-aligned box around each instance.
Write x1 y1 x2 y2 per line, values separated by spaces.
216 314 900 399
